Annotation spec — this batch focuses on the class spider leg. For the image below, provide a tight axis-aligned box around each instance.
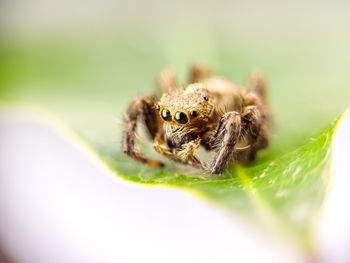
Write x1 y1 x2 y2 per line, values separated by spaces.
242 106 262 141
153 137 203 169
209 111 242 174
175 138 203 169
239 105 263 162
188 63 211 84
233 100 269 162
157 68 177 93
121 96 164 167
247 72 266 101
244 80 270 151
153 139 173 158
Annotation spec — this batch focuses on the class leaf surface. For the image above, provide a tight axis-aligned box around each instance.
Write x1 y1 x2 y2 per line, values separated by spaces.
1 29 349 252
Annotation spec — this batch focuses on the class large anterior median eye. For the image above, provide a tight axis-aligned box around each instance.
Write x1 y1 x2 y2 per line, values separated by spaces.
174 111 188 124
161 109 172 121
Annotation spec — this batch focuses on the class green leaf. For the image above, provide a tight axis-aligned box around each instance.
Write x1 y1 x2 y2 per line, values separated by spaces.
108 115 340 252
1 27 350 254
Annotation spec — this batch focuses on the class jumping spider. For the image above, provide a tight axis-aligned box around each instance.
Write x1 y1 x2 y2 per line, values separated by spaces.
121 64 270 174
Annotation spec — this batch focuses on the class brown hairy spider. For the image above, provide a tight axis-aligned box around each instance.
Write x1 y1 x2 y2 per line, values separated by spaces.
121 64 270 174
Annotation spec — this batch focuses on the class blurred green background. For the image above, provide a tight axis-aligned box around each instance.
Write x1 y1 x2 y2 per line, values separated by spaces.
1 0 350 169
1 0 350 253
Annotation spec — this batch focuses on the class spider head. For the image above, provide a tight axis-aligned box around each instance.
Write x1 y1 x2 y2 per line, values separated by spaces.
155 84 216 129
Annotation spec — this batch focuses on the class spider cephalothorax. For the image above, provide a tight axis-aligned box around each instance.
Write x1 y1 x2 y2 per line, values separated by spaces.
156 85 217 147
121 64 270 174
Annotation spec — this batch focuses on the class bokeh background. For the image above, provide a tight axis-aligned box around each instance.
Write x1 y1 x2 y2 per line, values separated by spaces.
1 0 350 171
1 1 350 262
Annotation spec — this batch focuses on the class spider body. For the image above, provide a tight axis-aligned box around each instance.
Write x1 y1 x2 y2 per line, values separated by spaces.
121 64 270 174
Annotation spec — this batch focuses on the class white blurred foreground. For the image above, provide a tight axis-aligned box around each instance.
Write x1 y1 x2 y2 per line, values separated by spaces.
0 108 349 263
316 110 350 263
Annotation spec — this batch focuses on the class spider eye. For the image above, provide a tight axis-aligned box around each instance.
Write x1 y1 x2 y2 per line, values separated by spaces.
190 111 198 117
174 111 188 124
203 95 209 101
161 109 172 121
155 104 160 111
